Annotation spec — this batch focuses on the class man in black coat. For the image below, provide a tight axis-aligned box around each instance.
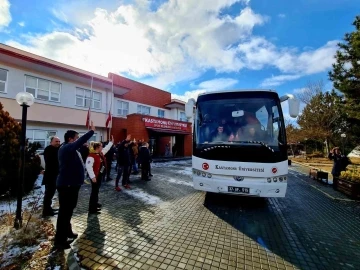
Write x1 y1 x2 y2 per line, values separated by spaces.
105 141 115 181
115 135 132 189
42 136 61 217
54 122 95 250
138 142 152 181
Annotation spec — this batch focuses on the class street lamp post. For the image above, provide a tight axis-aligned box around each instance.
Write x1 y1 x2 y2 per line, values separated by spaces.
341 133 346 154
14 92 34 229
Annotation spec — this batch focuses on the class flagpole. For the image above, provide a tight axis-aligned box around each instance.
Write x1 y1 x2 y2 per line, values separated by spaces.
88 76 93 130
109 76 113 140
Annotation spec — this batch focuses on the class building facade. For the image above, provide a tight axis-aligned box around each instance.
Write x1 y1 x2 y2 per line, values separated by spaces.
0 44 192 157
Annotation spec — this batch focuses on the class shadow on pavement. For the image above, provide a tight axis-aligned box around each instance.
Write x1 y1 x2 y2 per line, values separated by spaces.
203 192 308 270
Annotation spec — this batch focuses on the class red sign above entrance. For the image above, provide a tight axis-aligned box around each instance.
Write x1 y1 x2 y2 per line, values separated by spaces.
143 117 188 131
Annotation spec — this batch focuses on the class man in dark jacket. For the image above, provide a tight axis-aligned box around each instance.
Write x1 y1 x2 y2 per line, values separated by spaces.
54 122 95 250
42 136 61 217
138 142 152 181
115 135 132 190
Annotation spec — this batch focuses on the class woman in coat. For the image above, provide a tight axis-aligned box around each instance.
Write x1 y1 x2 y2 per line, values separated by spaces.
85 136 114 213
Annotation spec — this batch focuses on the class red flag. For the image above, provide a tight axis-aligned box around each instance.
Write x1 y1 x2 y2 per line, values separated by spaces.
86 107 91 129
105 110 112 128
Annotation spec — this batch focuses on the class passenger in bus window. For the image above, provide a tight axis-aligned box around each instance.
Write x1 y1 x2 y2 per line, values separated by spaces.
243 126 258 141
234 127 244 141
210 125 229 142
219 118 232 136
230 118 240 134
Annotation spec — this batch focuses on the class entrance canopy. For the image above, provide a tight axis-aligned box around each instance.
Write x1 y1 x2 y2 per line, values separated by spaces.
146 127 191 135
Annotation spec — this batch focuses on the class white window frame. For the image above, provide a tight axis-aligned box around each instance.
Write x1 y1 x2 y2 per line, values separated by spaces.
179 111 187 122
26 130 57 149
137 105 151 115
24 75 61 102
75 87 102 110
117 100 129 117
0 68 8 94
158 109 165 118
78 132 97 143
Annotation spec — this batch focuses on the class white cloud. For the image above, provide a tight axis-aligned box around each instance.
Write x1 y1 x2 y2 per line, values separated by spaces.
5 0 338 90
18 21 25 27
51 9 68 23
258 40 338 86
260 75 301 87
0 0 11 31
278 14 286 18
171 78 238 101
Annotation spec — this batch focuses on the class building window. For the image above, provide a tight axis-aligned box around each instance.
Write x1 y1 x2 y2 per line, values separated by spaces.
0 68 8 93
179 111 187 122
25 75 61 102
137 105 150 115
76 87 102 109
78 132 97 143
158 109 165 118
117 100 129 116
26 130 57 149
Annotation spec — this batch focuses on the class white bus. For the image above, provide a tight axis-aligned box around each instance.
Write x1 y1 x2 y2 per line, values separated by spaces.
185 90 299 197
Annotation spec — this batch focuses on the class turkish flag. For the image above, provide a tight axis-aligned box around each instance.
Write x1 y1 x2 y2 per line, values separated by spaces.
86 107 90 129
105 110 112 128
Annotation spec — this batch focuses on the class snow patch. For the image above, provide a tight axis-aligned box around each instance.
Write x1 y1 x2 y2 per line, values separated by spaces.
123 188 163 205
152 160 191 168
0 174 44 216
176 167 193 176
165 177 193 187
1 244 39 268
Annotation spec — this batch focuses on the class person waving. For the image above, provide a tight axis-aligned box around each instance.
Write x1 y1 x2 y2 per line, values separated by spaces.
86 135 114 214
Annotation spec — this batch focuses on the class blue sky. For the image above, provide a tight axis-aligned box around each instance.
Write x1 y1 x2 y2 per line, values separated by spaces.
0 0 358 106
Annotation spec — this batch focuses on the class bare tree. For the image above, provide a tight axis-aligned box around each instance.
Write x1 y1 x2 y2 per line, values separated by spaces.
295 80 324 105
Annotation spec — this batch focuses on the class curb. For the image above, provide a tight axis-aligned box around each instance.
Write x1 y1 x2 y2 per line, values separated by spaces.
67 249 80 270
290 160 331 174
152 157 191 163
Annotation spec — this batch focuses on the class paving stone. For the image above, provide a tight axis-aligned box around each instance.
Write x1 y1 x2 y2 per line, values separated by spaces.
74 161 360 270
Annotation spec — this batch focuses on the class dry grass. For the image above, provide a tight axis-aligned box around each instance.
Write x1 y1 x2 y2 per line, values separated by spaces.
290 157 333 164
349 157 360 165
0 210 66 270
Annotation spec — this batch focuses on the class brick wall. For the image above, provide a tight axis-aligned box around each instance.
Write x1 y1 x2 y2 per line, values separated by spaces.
109 73 171 108
184 134 193 156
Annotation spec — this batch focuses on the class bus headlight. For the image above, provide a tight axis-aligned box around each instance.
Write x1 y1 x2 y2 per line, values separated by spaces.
207 173 212 178
267 178 271 183
273 177 277 182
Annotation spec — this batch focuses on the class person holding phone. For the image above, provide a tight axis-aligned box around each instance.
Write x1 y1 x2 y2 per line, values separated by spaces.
86 136 114 214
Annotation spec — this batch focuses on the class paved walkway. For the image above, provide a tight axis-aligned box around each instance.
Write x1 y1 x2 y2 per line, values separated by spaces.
69 160 360 270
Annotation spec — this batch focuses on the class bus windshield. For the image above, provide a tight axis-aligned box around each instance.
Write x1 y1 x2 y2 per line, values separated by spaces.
195 92 285 147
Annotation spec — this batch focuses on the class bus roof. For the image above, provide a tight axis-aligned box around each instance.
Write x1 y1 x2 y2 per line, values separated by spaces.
198 89 277 97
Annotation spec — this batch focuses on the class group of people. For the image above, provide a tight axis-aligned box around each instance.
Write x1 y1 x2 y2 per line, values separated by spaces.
200 112 263 143
41 121 153 250
114 135 153 191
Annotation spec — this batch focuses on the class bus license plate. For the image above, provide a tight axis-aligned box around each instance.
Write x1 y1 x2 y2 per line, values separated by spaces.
228 186 250 194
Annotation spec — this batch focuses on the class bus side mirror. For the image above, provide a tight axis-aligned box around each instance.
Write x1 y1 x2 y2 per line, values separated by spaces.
280 94 300 118
185 98 196 118
288 98 300 118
